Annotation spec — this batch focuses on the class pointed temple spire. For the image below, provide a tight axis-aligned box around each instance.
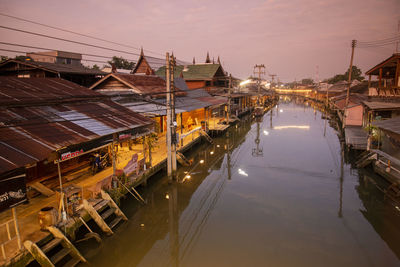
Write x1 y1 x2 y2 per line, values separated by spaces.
205 52 211 63
217 56 221 64
193 57 196 64
140 46 144 56
212 57 215 64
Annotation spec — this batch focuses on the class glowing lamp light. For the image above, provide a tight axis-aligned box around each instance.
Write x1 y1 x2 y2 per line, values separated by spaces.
140 224 145 227
185 175 191 179
217 145 220 148
165 194 170 199
238 168 248 176
279 109 283 113
263 130 269 136
240 79 251 86
200 160 204 164
274 125 310 130
210 151 214 155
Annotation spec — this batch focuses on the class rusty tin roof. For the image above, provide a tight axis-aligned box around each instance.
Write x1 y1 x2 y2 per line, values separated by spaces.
0 77 153 173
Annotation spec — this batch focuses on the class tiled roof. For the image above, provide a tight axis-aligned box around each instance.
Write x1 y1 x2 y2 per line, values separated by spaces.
156 64 223 80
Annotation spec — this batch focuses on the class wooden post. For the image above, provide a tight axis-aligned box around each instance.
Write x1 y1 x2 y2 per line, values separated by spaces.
395 59 400 92
166 52 173 180
57 161 66 221
378 68 383 93
345 40 356 109
368 74 371 92
148 136 152 167
112 133 117 178
142 136 147 170
12 208 21 250
180 113 183 147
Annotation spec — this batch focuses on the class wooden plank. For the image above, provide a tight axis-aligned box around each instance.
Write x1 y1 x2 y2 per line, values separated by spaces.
30 182 55 197
49 247 70 264
101 207 116 220
64 257 82 267
109 217 123 229
93 199 109 211
40 238 62 253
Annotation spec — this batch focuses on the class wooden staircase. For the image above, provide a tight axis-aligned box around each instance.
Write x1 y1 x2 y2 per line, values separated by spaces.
176 152 192 166
83 190 127 235
24 226 86 267
199 129 213 144
356 151 377 168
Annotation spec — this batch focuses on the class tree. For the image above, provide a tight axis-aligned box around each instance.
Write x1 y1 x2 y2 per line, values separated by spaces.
327 65 364 84
301 78 314 85
1 56 8 62
327 74 346 84
107 56 135 70
92 64 100 70
344 66 364 82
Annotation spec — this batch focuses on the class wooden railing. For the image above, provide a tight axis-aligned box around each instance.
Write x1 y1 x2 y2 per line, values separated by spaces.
0 208 21 260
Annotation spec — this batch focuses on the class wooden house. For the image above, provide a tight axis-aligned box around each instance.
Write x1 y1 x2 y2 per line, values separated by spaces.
90 73 227 135
0 58 105 87
131 48 187 75
365 53 400 96
0 77 153 199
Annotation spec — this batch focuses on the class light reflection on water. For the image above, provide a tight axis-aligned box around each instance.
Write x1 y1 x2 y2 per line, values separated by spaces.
80 99 400 267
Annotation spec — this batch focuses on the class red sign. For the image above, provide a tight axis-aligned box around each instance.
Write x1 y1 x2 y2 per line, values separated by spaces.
119 133 132 140
61 149 84 161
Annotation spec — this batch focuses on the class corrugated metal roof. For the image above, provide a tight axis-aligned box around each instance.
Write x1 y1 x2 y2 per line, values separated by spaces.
373 117 400 135
154 79 224 112
332 94 366 110
0 59 106 75
90 73 187 98
0 77 100 106
121 101 167 116
363 101 400 110
0 77 153 173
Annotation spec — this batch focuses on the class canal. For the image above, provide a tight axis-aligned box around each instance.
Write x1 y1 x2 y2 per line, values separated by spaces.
79 98 400 267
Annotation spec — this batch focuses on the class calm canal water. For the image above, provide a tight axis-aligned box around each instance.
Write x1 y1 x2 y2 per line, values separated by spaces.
79 98 400 267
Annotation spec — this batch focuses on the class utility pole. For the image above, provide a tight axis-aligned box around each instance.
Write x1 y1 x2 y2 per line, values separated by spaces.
345 40 357 109
170 54 177 176
226 74 232 123
396 19 400 53
269 74 277 89
166 52 177 181
253 64 265 106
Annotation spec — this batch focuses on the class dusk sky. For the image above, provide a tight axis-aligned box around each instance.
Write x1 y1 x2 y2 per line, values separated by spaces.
1 0 399 81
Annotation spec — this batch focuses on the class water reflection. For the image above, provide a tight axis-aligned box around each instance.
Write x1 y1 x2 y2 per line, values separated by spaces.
80 98 400 267
273 125 310 130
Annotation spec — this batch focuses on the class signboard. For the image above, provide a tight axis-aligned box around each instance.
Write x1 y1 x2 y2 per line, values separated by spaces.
119 133 132 141
61 149 84 161
0 173 27 212
123 153 138 176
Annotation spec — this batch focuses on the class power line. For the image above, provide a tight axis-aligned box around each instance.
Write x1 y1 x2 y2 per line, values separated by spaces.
0 25 143 57
0 48 110 65
0 12 164 57
358 35 400 44
0 42 137 62
0 25 188 63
